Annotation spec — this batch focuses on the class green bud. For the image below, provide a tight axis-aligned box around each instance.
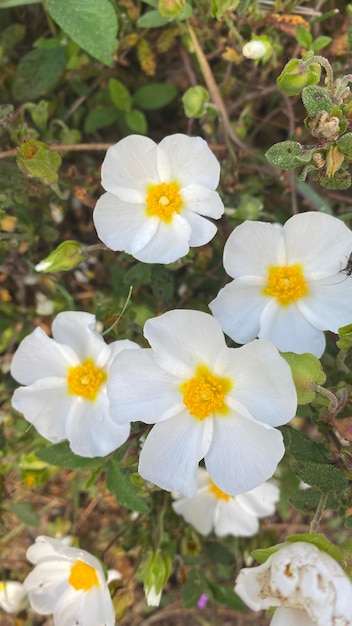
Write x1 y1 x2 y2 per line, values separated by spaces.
142 550 172 607
182 86 209 118
35 240 87 273
277 58 321 96
280 352 326 404
337 323 352 350
158 0 185 18
23 100 49 133
16 139 61 185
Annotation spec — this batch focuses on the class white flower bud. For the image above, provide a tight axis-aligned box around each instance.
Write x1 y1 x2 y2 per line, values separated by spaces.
242 40 267 60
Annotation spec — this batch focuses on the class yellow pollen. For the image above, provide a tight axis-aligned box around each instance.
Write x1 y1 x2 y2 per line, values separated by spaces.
145 181 183 223
284 563 293 577
68 560 100 592
209 479 231 501
67 358 107 401
181 364 232 421
263 264 307 305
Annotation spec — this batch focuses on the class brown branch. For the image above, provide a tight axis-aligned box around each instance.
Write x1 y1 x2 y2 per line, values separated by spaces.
0 143 113 160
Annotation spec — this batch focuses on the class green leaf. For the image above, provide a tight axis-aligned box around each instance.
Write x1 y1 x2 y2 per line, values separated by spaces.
302 85 333 116
181 570 201 609
12 45 66 101
265 141 314 169
320 170 351 190
0 104 14 136
137 9 171 28
208 583 245 610
290 488 339 514
45 0 118 66
125 109 148 134
0 0 40 6
36 441 101 469
151 265 175 306
312 36 332 52
291 460 349 492
106 458 149 513
133 83 178 110
109 78 132 112
295 25 312 49
84 107 120 133
286 533 343 562
337 133 352 157
204 541 235 565
10 501 39 526
282 427 328 463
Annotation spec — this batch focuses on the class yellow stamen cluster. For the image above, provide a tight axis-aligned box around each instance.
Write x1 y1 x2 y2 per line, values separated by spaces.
67 358 107 401
181 364 232 421
263 264 307 305
145 181 183 222
68 560 100 592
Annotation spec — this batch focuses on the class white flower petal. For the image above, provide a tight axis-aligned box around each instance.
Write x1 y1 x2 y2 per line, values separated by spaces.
93 192 156 253
12 380 74 442
108 349 182 424
106 339 141 367
101 135 159 195
298 277 352 333
283 212 352 276
172 486 217 535
237 480 279 517
0 582 28 613
270 607 315 626
259 299 326 356
223 221 285 278
139 412 211 497
24 560 71 614
158 134 220 189
52 311 110 365
54 585 115 626
214 498 259 537
184 210 217 247
65 393 130 457
224 339 297 427
131 214 191 264
11 327 77 385
144 310 228 376
205 414 284 495
181 184 224 219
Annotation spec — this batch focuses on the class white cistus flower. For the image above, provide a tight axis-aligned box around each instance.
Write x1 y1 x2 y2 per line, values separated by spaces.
209 212 352 357
0 581 28 613
108 309 297 497
11 311 140 457
235 541 352 626
93 133 224 264
23 536 116 626
172 467 279 537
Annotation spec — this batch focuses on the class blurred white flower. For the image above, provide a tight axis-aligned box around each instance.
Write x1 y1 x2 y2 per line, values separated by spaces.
23 536 115 626
172 467 279 536
242 40 267 60
11 311 139 457
108 309 296 497
145 585 162 607
210 212 352 357
235 541 352 626
93 134 224 264
0 581 28 613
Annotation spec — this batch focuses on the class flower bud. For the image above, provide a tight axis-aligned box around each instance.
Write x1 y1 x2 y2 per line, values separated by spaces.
182 86 209 118
16 139 61 185
280 352 326 404
277 58 321 96
142 550 172 607
158 0 185 18
242 39 269 60
35 240 87 273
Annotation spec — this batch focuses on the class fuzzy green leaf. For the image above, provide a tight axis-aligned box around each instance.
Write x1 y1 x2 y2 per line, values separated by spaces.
302 85 333 116
36 441 101 469
125 109 147 134
265 141 313 169
12 45 65 101
291 460 349 492
283 427 328 463
133 83 178 110
106 458 150 513
109 78 132 112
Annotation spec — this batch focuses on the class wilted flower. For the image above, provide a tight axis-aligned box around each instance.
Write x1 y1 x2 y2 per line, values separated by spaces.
235 540 352 626
93 134 224 264
210 212 352 357
108 309 296 497
0 581 28 613
23 536 115 626
172 467 279 537
11 311 139 457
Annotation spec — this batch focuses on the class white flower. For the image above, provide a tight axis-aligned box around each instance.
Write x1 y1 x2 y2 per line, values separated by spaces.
234 541 352 626
11 311 139 457
172 467 279 537
0 581 28 613
242 40 267 60
209 212 352 357
108 309 297 497
23 536 115 626
93 134 224 264
145 585 162 607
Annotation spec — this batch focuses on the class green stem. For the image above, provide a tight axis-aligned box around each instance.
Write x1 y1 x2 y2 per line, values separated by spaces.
309 55 334 94
310 492 328 533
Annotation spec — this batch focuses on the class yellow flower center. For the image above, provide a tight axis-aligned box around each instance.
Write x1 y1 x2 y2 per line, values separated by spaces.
181 364 232 421
145 181 183 223
67 358 107 401
68 560 100 592
263 264 308 305
209 478 231 501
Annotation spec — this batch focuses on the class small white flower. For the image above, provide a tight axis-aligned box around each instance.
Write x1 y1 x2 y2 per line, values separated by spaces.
242 40 267 60
209 212 352 357
235 541 352 626
172 467 279 537
108 309 297 497
0 581 28 613
23 536 115 626
11 311 139 457
93 134 224 264
145 585 162 607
